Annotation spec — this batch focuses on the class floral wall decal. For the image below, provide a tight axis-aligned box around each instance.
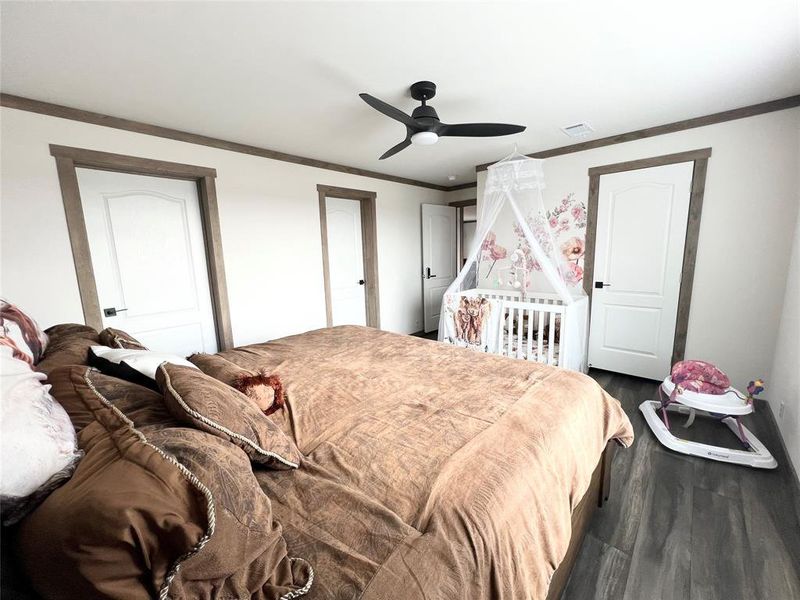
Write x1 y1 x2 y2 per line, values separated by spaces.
476 192 589 290
481 231 507 278
560 236 585 285
512 193 588 287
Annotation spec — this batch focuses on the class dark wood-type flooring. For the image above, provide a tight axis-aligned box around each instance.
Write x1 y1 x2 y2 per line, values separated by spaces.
562 369 800 600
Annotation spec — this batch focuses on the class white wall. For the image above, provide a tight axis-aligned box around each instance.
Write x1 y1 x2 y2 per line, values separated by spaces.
477 108 800 388
771 192 800 471
0 107 448 344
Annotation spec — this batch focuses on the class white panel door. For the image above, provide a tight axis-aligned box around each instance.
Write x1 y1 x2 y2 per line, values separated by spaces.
325 197 367 326
422 204 457 332
77 169 218 355
588 162 693 380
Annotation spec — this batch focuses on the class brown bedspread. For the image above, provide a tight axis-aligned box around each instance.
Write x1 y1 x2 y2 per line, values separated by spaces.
213 326 633 600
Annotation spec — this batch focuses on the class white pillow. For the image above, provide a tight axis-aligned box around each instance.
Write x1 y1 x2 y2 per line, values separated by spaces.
1 346 81 522
90 346 198 380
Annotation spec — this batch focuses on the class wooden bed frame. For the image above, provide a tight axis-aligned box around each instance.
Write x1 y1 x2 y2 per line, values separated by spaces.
546 441 616 600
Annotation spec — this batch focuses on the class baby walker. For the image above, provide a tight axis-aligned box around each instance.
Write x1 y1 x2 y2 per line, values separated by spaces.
639 361 777 469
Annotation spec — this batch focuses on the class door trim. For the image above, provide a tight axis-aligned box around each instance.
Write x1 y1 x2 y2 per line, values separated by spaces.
449 198 477 268
49 144 234 350
317 184 380 329
584 148 711 366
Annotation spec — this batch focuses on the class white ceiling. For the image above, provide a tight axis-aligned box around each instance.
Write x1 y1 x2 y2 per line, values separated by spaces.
2 1 798 187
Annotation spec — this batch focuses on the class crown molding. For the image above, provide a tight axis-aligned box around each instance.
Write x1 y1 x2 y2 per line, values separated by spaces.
476 95 800 172
0 93 471 192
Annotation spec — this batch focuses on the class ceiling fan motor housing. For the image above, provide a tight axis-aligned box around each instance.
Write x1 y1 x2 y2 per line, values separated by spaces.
411 104 440 123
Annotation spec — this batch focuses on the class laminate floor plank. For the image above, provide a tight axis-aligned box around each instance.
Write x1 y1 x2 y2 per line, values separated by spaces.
692 458 742 500
689 488 755 600
585 376 654 555
560 533 631 600
622 450 694 600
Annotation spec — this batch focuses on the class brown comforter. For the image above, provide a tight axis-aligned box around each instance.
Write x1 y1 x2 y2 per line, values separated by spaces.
210 326 633 600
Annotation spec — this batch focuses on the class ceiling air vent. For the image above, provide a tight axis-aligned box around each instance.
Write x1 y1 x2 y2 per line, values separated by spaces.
561 123 594 138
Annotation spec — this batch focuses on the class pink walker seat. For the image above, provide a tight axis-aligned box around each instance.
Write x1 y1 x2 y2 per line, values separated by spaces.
639 361 777 469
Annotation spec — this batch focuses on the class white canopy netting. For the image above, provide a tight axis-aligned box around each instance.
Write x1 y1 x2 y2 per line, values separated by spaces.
438 153 589 371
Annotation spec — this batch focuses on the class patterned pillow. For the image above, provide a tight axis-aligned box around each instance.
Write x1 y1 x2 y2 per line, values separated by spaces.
156 363 301 470
0 300 48 365
188 352 285 415
98 327 148 351
36 324 100 375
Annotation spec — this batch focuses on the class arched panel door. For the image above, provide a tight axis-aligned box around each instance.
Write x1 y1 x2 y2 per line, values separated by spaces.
587 162 693 379
78 168 218 355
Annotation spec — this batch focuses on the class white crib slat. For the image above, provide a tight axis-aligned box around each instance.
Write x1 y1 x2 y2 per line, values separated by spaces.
497 306 505 354
526 308 533 360
537 311 545 363
506 308 514 356
547 313 556 365
516 308 524 359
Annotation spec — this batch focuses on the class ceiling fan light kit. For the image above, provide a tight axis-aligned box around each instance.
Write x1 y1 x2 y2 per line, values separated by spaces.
411 131 438 145
360 80 526 159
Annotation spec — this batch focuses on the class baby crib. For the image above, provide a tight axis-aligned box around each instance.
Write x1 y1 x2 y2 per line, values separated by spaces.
445 288 589 372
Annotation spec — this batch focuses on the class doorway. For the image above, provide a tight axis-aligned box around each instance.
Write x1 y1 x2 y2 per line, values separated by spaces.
317 184 380 328
51 145 233 353
421 204 458 333
450 199 478 268
585 148 711 380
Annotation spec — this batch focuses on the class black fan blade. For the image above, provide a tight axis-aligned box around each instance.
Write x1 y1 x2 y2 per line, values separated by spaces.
360 93 419 128
379 138 411 160
438 123 526 137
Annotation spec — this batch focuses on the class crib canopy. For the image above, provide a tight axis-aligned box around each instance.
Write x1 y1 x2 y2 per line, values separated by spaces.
437 152 589 370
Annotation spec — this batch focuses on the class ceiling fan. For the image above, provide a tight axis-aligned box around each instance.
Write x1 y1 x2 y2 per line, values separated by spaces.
359 81 526 159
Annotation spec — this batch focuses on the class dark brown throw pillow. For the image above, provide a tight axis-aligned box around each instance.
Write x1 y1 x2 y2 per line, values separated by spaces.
17 366 314 600
188 353 285 415
156 363 301 469
98 327 148 350
35 323 100 375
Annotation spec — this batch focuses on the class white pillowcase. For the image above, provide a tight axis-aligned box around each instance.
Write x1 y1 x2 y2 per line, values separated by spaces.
0 346 80 499
90 346 198 380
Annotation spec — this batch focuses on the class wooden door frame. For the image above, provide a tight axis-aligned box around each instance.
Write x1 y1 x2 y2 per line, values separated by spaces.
317 184 380 328
449 198 477 267
49 144 234 350
584 147 711 366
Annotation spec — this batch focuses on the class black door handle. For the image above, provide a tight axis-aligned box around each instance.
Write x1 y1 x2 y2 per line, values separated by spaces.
594 282 611 289
425 267 437 279
358 279 365 285
103 307 128 317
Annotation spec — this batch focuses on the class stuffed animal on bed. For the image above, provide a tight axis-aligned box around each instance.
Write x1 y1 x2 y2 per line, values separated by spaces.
233 370 285 416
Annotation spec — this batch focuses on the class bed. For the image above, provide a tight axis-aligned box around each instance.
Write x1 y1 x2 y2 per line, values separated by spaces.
9 324 633 600
207 326 632 599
